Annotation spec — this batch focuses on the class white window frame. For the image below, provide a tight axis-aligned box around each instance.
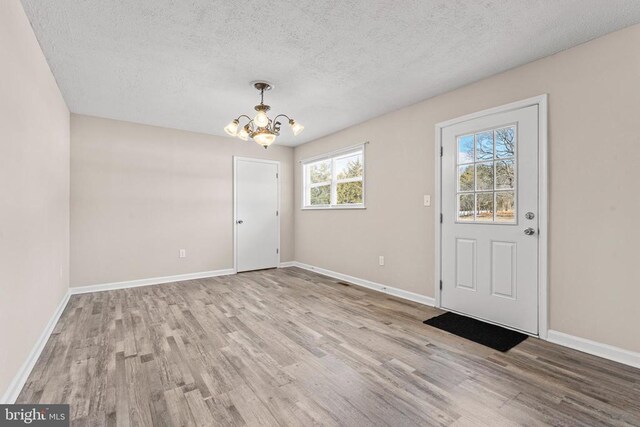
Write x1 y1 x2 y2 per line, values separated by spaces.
301 144 366 210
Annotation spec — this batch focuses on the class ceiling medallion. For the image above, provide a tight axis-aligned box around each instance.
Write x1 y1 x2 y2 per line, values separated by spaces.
224 81 304 148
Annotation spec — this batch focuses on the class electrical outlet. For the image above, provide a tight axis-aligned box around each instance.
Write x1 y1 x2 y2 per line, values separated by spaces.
379 256 384 266
179 249 186 258
424 194 431 206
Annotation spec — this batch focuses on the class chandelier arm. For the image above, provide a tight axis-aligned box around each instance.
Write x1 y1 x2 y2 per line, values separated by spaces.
235 115 256 135
272 114 291 124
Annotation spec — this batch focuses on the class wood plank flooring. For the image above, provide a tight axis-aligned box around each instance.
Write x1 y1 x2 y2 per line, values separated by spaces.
17 267 640 426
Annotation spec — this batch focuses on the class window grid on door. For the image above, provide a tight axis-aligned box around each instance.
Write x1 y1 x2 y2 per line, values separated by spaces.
456 125 517 223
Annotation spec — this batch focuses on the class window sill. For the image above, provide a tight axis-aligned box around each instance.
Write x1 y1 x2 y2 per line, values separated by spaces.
302 205 366 210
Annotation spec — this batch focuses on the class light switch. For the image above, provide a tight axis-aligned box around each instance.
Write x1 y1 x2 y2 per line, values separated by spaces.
424 195 431 206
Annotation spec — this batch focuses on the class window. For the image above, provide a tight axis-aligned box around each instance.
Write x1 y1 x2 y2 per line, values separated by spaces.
302 146 365 209
457 126 516 223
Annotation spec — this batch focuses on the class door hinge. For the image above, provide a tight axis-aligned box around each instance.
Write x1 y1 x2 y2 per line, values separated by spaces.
276 210 279 216
440 280 443 290
440 146 443 157
440 213 443 223
276 172 279 179
276 248 279 254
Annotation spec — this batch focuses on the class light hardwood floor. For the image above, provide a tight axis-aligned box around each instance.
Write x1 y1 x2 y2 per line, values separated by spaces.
17 267 640 426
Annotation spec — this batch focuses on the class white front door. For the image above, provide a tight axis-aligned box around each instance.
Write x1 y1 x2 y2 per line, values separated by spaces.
235 158 279 272
441 105 539 334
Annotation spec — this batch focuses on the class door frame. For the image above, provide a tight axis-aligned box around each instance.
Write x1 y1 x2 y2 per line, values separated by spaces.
434 95 549 339
233 156 281 274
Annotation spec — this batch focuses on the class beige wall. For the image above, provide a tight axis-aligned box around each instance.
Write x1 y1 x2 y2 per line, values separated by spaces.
294 24 640 353
0 1 70 398
70 115 294 287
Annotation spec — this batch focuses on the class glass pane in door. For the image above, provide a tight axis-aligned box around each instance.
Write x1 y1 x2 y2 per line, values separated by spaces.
455 126 517 223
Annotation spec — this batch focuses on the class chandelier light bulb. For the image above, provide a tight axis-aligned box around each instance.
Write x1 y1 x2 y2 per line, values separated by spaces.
254 109 269 127
289 119 304 136
224 119 239 136
252 129 277 148
237 126 249 141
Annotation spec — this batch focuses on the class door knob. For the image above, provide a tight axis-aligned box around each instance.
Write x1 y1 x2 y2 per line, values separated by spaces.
524 227 536 236
236 220 244 224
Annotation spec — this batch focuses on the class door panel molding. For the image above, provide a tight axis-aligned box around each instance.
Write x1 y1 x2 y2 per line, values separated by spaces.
434 94 548 339
490 240 517 299
455 238 477 291
233 156 281 273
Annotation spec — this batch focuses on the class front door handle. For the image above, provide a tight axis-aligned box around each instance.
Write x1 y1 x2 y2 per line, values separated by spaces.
524 227 536 236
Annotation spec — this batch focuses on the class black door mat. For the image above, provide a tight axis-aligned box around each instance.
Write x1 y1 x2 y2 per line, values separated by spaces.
423 312 528 352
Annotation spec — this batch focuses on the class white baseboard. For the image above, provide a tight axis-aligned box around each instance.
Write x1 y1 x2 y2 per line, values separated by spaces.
70 268 236 295
1 290 71 404
278 261 296 268
547 330 640 369
290 261 435 307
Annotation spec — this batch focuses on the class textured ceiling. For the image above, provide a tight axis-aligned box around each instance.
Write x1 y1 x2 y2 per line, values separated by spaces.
21 0 640 146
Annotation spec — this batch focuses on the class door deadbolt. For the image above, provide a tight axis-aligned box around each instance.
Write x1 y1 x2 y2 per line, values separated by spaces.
236 220 244 224
525 212 535 220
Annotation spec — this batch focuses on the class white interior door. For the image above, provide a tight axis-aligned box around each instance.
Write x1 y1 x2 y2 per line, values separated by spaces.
441 105 539 334
235 158 279 272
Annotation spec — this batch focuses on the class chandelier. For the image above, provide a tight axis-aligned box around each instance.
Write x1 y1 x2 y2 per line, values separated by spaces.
224 81 304 148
